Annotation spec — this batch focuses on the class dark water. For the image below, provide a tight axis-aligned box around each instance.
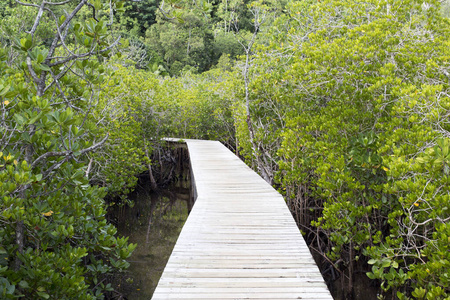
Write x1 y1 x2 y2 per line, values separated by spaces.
109 179 190 299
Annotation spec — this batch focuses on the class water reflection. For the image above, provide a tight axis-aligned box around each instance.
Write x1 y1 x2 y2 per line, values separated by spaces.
109 179 190 299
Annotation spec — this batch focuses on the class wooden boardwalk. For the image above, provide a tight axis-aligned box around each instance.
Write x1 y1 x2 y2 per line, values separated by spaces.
152 139 333 299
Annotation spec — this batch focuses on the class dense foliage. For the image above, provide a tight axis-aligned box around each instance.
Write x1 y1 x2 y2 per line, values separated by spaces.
109 0 257 74
1 0 450 299
235 0 450 298
0 1 137 298
113 0 450 295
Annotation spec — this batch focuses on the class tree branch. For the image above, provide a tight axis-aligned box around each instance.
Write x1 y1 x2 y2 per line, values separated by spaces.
46 0 88 61
31 150 72 167
27 0 46 36
48 36 121 67
80 132 109 155
41 133 109 180
26 57 40 85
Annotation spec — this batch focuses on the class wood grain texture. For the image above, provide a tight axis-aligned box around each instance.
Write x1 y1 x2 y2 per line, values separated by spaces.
152 139 333 299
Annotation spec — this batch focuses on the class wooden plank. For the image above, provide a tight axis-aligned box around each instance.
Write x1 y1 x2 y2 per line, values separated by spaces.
152 293 332 300
153 287 331 295
152 139 332 299
157 277 328 288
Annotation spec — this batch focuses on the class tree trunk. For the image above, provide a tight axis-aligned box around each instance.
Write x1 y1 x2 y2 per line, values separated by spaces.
14 221 24 271
15 140 34 270
143 138 158 191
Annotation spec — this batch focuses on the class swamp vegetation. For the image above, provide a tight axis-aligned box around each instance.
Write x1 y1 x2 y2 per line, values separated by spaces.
1 0 450 299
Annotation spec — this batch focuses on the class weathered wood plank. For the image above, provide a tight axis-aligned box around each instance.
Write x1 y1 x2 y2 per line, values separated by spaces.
154 287 331 293
152 139 332 299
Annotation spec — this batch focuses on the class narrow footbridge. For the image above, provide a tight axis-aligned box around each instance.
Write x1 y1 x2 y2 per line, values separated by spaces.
152 139 333 299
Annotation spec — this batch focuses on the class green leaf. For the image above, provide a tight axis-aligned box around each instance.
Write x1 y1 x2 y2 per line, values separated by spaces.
37 291 50 299
59 14 66 26
0 85 10 97
13 114 26 125
18 280 29 289
176 16 185 24
381 259 391 268
28 112 42 125
38 64 51 72
35 174 43 182
36 53 44 64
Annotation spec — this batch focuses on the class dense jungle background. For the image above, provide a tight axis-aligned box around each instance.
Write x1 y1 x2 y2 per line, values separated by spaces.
1 0 450 299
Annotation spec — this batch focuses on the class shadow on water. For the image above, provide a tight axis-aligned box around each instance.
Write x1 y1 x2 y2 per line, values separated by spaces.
108 147 191 299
